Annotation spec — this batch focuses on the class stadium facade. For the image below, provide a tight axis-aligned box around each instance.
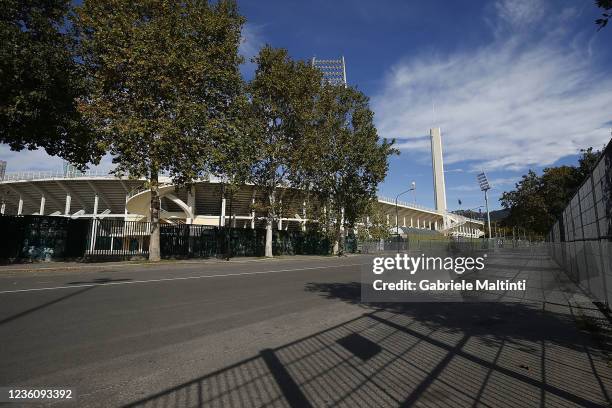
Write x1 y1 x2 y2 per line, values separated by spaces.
0 128 484 239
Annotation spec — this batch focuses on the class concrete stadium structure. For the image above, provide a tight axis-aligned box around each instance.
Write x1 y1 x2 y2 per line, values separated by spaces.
0 129 485 238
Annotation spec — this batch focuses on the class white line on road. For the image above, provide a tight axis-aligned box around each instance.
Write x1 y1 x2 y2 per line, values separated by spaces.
0 263 365 295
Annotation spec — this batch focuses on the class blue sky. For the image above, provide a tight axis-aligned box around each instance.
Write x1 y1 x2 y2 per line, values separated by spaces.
2 0 611 210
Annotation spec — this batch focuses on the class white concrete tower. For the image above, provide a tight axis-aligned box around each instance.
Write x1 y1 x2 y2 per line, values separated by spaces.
430 128 447 214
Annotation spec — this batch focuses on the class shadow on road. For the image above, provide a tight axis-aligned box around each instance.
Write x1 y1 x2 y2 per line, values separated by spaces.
0 285 96 326
0 277 132 326
123 281 612 407
66 277 133 285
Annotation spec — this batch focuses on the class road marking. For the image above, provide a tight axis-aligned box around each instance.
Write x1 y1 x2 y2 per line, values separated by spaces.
0 255 349 273
0 263 365 295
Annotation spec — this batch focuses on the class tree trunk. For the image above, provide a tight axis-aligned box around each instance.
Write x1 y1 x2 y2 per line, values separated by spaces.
332 222 341 255
149 171 161 261
265 190 275 258
265 218 273 257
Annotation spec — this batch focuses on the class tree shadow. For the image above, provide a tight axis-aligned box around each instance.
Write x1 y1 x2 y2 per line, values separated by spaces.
0 285 96 326
0 277 132 327
122 295 612 408
66 277 133 285
304 281 608 354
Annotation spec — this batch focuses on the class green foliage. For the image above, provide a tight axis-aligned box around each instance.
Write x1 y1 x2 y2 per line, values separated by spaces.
596 0 612 29
246 46 322 221
300 83 398 250
75 0 245 184
356 201 392 241
0 0 102 167
75 0 245 260
500 148 602 234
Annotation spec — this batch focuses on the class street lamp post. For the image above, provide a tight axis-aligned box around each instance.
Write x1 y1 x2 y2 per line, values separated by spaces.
395 182 416 236
477 172 492 240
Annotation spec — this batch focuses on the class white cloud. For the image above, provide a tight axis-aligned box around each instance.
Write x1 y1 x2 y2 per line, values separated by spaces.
372 1 612 172
0 146 64 172
495 0 546 29
0 144 115 174
449 176 518 192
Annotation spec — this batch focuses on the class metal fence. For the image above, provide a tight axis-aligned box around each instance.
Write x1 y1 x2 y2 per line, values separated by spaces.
0 215 89 261
2 215 547 263
356 234 545 255
0 216 335 262
357 235 491 254
548 140 612 307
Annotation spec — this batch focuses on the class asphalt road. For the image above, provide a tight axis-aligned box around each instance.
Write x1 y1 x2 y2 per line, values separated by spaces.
0 253 610 407
0 256 369 407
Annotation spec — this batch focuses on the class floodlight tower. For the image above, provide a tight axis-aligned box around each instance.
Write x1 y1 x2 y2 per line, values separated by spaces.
312 56 347 87
477 172 492 239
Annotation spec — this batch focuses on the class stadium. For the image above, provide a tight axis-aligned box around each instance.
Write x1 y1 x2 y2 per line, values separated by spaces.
0 57 485 259
0 128 485 237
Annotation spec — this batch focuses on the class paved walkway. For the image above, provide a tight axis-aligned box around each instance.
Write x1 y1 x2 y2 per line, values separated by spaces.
0 250 609 407
123 249 612 408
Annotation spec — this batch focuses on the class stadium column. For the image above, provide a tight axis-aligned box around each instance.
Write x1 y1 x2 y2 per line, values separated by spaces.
93 194 99 216
416 218 420 229
403 216 406 228
302 201 306 232
410 217 413 227
89 194 99 253
17 196 23 215
64 193 71 215
434 220 438 230
39 195 45 215
0 201 4 215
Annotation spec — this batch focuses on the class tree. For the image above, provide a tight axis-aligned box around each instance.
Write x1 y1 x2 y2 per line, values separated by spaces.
356 201 392 242
301 84 397 254
75 0 245 260
500 170 550 234
0 0 102 166
500 148 602 235
595 0 612 30
575 147 601 181
247 46 321 257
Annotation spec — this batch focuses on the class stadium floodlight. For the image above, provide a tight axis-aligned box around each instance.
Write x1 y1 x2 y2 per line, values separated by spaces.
476 172 492 239
312 56 347 87
477 172 490 191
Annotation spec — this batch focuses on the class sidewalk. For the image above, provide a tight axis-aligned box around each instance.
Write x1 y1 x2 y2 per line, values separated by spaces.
122 248 612 408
